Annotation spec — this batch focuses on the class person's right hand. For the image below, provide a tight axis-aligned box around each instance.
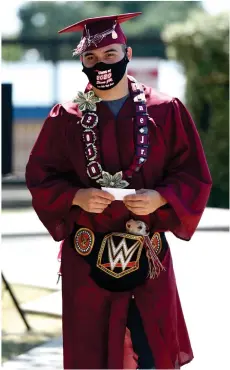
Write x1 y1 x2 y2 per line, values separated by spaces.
72 188 115 213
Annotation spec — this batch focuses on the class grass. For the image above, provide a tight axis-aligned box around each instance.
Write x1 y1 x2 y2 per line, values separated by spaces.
1 283 62 363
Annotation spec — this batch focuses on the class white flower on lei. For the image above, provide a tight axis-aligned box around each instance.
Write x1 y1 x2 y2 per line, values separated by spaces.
73 90 102 112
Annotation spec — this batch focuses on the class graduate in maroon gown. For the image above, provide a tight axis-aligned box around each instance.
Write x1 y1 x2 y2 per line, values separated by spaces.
26 12 212 369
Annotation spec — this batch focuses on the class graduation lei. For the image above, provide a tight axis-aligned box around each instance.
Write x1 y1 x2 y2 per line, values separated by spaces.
73 76 150 188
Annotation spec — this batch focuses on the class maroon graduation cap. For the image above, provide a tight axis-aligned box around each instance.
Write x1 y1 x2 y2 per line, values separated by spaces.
58 12 142 56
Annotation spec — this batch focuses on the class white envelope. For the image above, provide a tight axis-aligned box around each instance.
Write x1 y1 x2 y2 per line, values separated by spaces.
102 187 136 201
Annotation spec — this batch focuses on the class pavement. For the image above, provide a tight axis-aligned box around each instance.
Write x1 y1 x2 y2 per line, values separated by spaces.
2 336 63 370
1 184 230 369
2 177 32 209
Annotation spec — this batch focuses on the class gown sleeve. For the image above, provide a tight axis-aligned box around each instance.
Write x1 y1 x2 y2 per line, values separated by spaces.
25 104 82 241
152 98 212 240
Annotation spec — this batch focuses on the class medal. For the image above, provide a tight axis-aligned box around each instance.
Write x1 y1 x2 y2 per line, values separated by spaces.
74 228 95 256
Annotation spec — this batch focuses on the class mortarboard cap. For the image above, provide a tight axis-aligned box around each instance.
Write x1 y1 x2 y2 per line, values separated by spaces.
58 12 142 56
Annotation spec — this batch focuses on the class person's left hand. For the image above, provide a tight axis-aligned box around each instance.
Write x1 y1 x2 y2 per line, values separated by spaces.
123 189 167 216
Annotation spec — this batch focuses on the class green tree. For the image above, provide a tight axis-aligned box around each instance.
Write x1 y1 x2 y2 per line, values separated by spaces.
162 11 229 208
17 1 203 59
2 45 24 61
114 1 203 36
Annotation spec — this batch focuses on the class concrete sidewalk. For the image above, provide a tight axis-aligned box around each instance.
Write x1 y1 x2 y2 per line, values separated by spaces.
2 336 63 370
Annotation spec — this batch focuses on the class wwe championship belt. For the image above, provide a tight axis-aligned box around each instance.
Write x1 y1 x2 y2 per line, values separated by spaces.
97 232 144 279
73 227 164 292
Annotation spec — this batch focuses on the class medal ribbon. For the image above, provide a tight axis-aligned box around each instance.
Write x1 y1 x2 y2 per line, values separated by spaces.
80 76 150 186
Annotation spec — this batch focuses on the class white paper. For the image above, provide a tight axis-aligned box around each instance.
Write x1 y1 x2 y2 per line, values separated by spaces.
102 187 136 201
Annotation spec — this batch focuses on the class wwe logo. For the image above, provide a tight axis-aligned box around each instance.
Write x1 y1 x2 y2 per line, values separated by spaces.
108 237 139 272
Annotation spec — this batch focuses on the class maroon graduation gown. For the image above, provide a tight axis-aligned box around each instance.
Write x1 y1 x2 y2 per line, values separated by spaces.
26 79 212 369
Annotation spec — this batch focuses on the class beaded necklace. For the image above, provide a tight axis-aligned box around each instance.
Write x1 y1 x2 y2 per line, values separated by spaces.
74 76 150 188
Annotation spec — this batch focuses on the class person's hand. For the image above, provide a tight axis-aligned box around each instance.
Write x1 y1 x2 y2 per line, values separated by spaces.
123 189 167 216
72 188 115 213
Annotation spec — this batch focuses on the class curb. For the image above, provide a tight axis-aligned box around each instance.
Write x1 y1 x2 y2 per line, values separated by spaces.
2 200 32 209
2 177 26 187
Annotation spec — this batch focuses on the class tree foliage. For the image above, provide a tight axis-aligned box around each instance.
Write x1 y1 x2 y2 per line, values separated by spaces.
2 45 24 62
15 1 203 60
163 11 229 208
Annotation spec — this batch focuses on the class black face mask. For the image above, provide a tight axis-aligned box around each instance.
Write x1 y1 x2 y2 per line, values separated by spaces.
82 54 129 90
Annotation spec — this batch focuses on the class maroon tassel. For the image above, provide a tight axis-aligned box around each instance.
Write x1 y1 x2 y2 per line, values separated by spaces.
144 235 166 279
56 241 63 284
